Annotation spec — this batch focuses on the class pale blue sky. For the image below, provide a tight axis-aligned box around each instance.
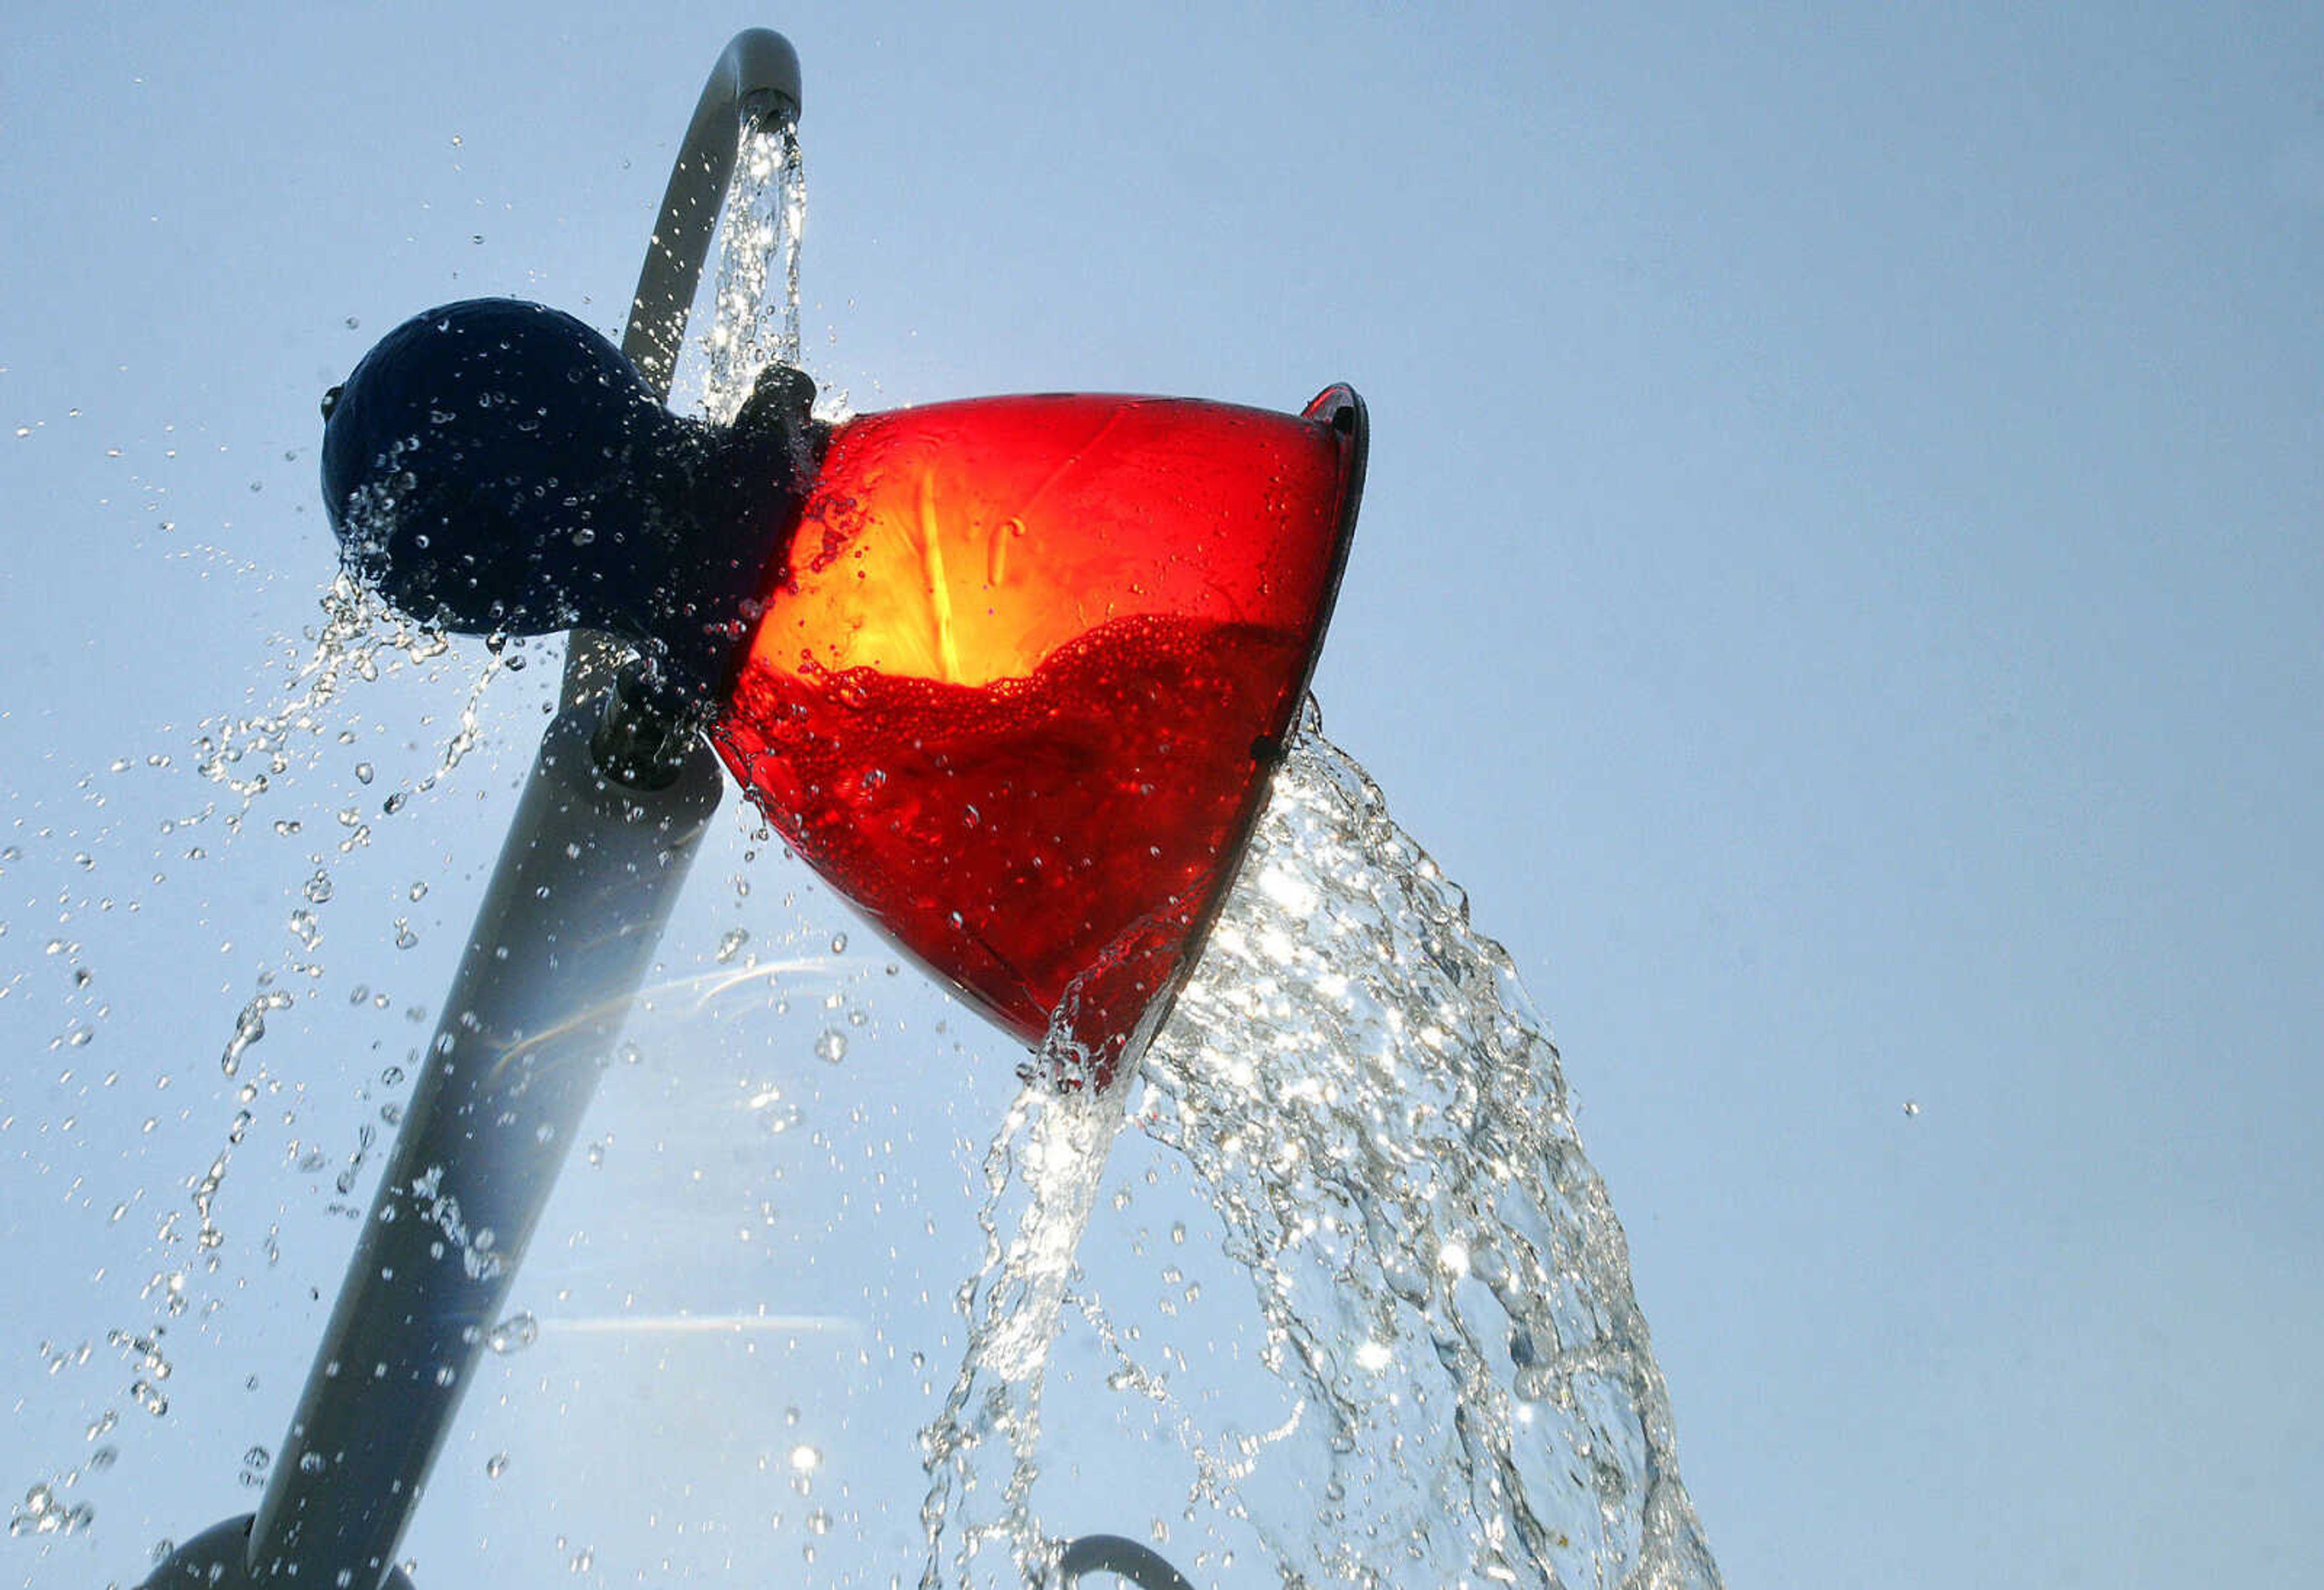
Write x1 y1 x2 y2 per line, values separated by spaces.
4 4 2320 1587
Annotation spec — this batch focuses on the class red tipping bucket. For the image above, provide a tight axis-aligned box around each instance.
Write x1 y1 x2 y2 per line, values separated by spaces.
713 386 1366 1081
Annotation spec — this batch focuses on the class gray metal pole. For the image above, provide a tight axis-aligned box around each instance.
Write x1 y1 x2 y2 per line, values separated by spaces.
1059 1534 1200 1589
245 710 723 1588
139 30 800 1590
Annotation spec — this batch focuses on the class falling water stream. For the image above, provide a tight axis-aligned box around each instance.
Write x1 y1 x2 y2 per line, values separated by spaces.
700 123 810 427
919 706 1722 1589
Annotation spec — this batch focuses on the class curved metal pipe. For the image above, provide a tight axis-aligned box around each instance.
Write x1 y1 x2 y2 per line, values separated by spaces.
142 30 793 1590
244 712 724 1587
1059 1533 1200 1590
623 28 801 398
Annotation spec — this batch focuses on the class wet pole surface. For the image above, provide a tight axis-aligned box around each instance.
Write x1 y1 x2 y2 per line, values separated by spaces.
241 710 723 1589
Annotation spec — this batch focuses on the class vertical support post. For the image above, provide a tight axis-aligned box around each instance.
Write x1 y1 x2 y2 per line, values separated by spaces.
243 711 723 1588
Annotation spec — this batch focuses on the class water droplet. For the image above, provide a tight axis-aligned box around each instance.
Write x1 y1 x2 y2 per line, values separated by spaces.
716 926 750 964
487 1312 540 1354
813 1029 847 1065
787 1444 821 1472
1902 1099 1922 1117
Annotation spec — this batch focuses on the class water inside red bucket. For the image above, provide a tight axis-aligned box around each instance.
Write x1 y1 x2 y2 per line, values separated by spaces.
711 390 1361 1081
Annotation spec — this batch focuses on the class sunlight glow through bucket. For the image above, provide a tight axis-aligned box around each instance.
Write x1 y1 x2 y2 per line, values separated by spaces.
714 389 1365 1079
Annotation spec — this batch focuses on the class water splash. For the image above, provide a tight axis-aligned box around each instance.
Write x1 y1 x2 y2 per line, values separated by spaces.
700 120 807 425
8 522 522 1540
921 702 1722 1588
8 1481 96 1540
1146 704 1719 1586
191 572 455 806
